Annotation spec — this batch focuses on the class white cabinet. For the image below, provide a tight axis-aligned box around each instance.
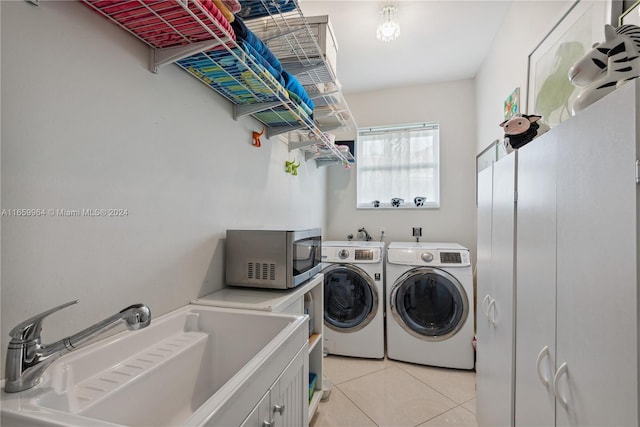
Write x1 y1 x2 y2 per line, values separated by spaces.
192 274 325 423
553 82 638 427
476 152 517 427
241 347 307 427
515 129 557 427
514 80 640 427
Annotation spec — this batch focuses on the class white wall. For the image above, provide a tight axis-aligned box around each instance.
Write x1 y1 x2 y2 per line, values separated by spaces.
475 0 582 153
0 0 326 377
327 80 477 255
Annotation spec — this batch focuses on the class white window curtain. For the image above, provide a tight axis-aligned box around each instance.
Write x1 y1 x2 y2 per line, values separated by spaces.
357 123 440 208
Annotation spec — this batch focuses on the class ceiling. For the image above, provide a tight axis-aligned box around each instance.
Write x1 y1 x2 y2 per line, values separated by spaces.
299 1 513 94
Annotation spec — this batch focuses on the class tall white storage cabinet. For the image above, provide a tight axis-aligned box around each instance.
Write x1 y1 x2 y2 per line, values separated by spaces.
476 152 517 427
515 81 640 426
514 128 557 427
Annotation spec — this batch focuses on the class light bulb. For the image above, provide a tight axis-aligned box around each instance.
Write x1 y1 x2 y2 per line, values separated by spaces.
376 5 400 42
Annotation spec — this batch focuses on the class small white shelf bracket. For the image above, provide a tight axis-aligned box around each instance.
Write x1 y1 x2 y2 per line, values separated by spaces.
233 101 284 119
288 139 319 151
267 124 305 139
314 159 347 168
150 38 230 73
304 151 320 162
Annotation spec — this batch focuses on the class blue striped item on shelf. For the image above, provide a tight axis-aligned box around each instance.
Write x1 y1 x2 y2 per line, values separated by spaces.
237 0 297 20
176 46 290 105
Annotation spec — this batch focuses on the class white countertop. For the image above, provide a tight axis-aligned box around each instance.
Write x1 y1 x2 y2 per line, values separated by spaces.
192 274 323 312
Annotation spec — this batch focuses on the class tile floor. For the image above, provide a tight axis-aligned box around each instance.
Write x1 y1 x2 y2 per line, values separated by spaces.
310 355 477 427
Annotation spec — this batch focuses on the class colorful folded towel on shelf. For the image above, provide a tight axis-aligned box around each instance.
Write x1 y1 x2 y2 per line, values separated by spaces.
236 0 297 20
282 70 315 112
231 17 283 76
231 15 314 115
238 40 285 86
222 0 242 13
85 0 236 48
176 47 290 105
288 91 314 117
208 0 235 23
253 107 307 128
196 0 236 39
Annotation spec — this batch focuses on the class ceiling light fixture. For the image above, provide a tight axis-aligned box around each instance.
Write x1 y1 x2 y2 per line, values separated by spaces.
376 5 400 42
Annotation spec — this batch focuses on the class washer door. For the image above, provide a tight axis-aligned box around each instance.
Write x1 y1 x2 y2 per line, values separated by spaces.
323 264 379 332
390 267 469 341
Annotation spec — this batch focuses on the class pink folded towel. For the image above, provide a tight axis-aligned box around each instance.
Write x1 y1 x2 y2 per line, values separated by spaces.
222 0 241 13
86 0 236 48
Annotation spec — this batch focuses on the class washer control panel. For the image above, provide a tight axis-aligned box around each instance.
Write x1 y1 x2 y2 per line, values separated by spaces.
420 252 434 262
323 246 383 263
355 249 375 261
388 247 470 267
440 251 462 264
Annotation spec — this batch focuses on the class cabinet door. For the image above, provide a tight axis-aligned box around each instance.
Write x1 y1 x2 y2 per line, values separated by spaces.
241 347 308 427
476 153 517 427
555 83 638 426
476 164 494 314
240 391 272 427
515 134 557 426
476 164 494 426
271 347 308 427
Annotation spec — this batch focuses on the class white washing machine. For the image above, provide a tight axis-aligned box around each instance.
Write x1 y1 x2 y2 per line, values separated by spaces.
386 242 474 369
321 241 385 359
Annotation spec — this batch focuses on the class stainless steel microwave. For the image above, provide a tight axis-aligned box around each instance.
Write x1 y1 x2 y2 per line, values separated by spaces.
225 228 322 289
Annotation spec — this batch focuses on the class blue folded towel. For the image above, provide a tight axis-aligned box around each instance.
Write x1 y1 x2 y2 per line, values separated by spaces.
232 16 283 76
238 40 286 86
282 70 314 112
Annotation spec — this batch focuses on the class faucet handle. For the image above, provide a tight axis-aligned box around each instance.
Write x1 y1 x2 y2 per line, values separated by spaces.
8 300 79 345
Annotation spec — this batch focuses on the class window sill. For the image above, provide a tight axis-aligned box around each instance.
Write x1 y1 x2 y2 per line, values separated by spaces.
357 205 440 210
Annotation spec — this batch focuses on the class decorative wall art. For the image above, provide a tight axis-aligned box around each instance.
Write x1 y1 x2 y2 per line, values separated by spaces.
526 1 614 128
504 87 520 120
619 0 640 25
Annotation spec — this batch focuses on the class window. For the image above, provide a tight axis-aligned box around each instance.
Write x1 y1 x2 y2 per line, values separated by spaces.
356 122 440 209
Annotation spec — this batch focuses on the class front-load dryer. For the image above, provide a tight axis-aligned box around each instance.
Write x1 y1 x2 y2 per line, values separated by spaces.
321 241 385 359
386 242 474 369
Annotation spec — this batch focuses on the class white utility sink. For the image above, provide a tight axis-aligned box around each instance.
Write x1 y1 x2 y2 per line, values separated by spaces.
1 305 308 426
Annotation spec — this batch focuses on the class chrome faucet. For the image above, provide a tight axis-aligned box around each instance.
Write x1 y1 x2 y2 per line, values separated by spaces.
4 300 151 393
358 227 373 241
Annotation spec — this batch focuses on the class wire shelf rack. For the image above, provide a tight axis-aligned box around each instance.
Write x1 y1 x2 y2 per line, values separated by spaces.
81 0 356 165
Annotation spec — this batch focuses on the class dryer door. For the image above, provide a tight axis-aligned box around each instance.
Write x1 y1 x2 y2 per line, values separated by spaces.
390 267 469 341
323 264 379 332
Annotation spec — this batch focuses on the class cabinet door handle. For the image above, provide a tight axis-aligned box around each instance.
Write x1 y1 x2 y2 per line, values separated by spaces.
535 346 551 387
273 403 285 415
482 295 491 318
553 362 569 410
262 419 274 427
488 298 497 325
